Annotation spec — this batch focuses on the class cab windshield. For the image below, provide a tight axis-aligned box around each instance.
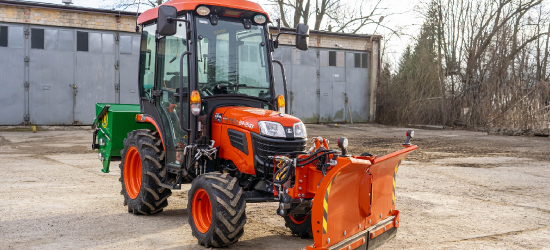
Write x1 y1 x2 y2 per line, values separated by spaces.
196 17 271 100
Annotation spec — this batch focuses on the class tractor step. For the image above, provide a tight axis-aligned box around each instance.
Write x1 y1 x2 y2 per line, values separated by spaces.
165 163 185 174
158 182 180 189
158 163 187 190
243 190 277 203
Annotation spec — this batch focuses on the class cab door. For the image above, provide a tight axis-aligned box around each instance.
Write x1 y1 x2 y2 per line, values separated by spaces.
155 22 190 151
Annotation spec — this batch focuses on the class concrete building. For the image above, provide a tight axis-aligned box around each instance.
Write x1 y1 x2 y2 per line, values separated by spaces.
0 0 141 125
0 0 380 125
271 28 380 123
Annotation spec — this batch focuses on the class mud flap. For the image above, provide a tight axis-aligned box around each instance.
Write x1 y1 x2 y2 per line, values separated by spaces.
307 145 417 250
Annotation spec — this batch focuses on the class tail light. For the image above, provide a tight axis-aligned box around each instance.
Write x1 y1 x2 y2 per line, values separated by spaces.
277 95 285 114
190 90 201 116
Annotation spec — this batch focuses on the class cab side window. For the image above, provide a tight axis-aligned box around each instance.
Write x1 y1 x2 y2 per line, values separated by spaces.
139 24 157 99
156 23 189 147
157 25 188 91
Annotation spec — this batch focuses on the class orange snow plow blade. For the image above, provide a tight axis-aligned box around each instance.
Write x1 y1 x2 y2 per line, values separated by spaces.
307 145 418 250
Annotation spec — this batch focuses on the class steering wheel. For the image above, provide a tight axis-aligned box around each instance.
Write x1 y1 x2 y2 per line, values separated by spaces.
200 81 239 95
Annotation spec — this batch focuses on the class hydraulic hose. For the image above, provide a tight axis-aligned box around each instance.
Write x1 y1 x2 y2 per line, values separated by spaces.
296 151 338 166
274 164 292 184
296 149 334 163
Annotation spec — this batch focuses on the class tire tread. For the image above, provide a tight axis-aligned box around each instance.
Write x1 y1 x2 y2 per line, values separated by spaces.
119 129 171 215
188 173 246 248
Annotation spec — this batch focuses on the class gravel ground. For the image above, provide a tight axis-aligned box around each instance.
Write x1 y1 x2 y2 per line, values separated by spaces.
1 124 549 250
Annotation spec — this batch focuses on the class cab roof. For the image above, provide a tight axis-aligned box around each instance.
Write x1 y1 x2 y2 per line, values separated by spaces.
137 0 270 25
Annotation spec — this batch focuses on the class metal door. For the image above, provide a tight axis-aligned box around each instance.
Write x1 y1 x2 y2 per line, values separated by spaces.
319 81 333 122
28 27 75 125
0 23 26 125
118 34 141 104
288 48 318 122
345 52 370 122
319 49 346 122
74 31 116 124
332 81 346 122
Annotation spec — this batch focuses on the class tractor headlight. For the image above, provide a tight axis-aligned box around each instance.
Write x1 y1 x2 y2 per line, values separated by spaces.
293 122 307 138
196 6 211 16
253 15 267 24
258 121 286 138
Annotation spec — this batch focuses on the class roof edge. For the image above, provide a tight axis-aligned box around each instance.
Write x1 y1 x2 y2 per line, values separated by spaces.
138 0 270 25
269 26 381 40
0 0 139 17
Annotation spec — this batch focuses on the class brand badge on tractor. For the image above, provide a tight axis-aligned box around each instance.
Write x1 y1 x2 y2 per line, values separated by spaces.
214 113 222 122
286 128 293 134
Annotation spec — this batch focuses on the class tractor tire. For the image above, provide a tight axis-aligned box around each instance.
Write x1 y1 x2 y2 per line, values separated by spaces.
284 213 313 238
119 129 171 215
188 173 246 247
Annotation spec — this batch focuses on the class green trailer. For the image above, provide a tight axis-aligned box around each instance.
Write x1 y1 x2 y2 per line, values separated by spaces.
92 103 155 173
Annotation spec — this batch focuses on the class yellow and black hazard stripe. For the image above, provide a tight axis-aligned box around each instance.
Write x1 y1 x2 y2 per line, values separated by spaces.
392 158 405 205
323 172 341 234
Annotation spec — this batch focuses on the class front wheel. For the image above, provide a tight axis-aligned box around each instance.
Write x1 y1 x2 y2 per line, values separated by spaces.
188 173 246 247
284 213 313 238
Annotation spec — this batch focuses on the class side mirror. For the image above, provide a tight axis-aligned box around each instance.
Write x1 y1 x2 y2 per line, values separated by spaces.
295 23 309 51
158 5 177 36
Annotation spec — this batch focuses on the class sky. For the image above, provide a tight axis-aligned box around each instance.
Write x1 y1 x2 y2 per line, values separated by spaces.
34 0 423 67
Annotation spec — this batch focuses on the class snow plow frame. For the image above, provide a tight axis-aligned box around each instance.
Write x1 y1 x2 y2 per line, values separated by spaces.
305 143 418 250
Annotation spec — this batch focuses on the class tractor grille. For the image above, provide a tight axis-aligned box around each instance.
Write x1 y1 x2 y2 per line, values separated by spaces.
228 129 248 155
251 133 307 177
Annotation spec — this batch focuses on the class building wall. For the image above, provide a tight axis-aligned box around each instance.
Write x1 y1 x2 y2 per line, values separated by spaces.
270 30 374 51
0 3 139 125
0 4 137 33
0 21 140 125
271 30 380 123
0 3 380 125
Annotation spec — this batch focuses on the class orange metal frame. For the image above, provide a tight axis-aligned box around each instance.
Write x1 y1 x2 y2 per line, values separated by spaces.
210 107 303 176
138 0 271 25
301 144 417 250
212 122 256 175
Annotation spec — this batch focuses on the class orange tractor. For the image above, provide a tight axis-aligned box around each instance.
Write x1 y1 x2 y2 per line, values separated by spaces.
91 0 417 249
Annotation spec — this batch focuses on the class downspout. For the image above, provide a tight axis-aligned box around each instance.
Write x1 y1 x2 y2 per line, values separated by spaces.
376 36 381 123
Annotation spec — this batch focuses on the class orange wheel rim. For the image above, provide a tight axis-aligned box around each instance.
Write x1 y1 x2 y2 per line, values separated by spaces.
289 214 308 225
124 146 142 199
192 188 212 233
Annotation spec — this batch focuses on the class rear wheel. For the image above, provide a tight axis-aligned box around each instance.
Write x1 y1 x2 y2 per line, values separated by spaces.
120 129 171 215
284 213 313 238
188 173 246 247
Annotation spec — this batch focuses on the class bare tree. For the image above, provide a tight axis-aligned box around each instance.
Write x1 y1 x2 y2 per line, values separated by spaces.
268 0 390 33
101 0 165 11
378 0 550 134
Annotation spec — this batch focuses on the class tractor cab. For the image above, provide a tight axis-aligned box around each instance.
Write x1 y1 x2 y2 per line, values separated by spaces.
136 0 309 169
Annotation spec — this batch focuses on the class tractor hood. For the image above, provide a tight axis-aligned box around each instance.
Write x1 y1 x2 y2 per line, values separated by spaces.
212 106 303 135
